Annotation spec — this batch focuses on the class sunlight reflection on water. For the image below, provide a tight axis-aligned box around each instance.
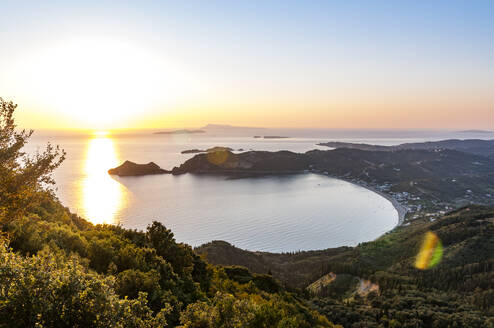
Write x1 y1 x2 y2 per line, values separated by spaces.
80 136 125 224
26 133 402 251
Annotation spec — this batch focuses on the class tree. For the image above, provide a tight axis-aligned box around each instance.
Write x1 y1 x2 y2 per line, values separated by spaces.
0 240 170 328
0 98 65 224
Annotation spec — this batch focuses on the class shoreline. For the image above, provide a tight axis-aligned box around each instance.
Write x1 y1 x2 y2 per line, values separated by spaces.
194 172 409 254
351 181 407 227
324 174 407 227
115 168 408 252
187 170 408 229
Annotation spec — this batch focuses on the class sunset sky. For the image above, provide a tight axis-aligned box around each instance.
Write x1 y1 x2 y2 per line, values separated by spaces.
1 1 493 130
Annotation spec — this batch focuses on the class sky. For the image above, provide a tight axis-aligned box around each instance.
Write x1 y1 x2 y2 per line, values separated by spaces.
0 0 493 131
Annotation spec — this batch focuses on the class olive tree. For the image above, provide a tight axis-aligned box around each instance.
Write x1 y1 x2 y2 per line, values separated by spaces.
0 97 66 224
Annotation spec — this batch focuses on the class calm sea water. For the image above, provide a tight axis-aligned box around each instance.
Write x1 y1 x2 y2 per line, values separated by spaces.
25 129 493 252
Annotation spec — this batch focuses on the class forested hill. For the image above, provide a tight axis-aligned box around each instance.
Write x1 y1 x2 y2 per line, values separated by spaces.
172 147 494 179
172 147 494 210
1 98 493 327
0 98 335 327
318 139 494 159
0 192 334 328
197 205 494 327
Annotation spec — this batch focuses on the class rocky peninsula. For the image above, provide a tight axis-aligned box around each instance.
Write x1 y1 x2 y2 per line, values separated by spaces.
170 145 494 217
108 160 170 176
110 139 494 218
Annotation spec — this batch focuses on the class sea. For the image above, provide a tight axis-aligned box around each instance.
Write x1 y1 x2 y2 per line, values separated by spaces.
25 128 493 252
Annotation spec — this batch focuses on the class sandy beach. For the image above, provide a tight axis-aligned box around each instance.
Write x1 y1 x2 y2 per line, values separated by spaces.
321 174 408 228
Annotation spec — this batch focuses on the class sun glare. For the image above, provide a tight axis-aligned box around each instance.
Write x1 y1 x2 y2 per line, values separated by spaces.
14 37 192 129
81 135 125 224
93 130 110 137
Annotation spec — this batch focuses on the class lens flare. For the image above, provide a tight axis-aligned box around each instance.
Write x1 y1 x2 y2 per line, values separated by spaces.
206 150 230 165
415 231 443 270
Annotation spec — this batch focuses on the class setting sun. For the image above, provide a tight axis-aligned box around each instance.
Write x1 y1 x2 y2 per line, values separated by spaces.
6 37 194 129
1 2 493 326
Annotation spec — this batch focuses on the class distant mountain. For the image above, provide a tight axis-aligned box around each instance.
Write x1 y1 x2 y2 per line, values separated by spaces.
458 129 493 133
200 124 267 136
201 124 265 130
154 129 205 135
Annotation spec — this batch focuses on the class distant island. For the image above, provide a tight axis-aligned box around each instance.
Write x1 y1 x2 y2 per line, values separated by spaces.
199 123 267 136
254 136 290 139
458 129 493 133
108 160 169 176
201 123 265 131
181 146 233 154
154 129 205 135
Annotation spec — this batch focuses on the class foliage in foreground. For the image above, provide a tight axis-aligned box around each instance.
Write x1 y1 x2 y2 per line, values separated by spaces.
0 97 336 327
0 241 169 328
0 194 335 328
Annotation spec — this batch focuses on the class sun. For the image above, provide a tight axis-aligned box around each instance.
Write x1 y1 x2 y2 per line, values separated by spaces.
13 37 192 129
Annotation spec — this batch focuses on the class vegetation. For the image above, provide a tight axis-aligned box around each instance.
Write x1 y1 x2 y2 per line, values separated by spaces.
2 97 493 327
318 139 494 159
171 145 494 213
0 98 336 327
0 98 65 223
199 206 494 327
310 205 494 327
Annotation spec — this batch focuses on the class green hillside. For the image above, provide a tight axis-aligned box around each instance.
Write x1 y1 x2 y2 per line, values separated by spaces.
171 147 494 214
198 206 494 327
0 98 334 328
2 98 493 327
0 193 334 327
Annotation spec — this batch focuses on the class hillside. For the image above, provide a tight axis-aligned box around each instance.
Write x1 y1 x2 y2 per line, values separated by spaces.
0 98 334 328
196 240 352 289
0 192 335 328
172 148 494 213
318 139 494 159
197 205 494 327
1 98 493 327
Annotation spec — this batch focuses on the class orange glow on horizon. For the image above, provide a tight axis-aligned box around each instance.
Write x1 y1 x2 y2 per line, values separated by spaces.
2 35 493 131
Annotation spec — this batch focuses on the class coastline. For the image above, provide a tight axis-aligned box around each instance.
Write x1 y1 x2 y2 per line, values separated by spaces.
219 170 408 229
320 174 407 228
355 182 407 227
187 170 408 229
